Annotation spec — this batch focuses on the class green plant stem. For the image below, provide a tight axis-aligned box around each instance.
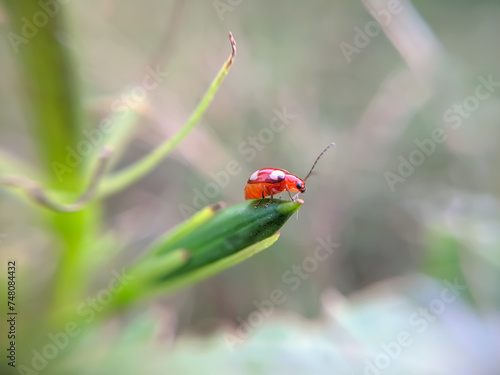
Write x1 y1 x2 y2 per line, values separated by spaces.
2 1 95 320
98 33 237 198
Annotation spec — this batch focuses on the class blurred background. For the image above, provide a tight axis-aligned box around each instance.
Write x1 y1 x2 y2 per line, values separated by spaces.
1 0 500 374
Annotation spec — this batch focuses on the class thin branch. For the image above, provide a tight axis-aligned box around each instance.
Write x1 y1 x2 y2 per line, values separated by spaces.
2 146 113 213
97 32 237 198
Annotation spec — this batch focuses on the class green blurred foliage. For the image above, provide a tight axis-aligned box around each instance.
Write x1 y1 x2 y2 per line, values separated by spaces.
1 0 500 374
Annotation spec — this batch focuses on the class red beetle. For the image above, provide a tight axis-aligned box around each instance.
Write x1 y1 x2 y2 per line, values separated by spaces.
244 142 335 207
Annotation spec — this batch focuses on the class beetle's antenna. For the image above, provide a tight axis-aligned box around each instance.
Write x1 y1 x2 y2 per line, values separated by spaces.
303 142 335 182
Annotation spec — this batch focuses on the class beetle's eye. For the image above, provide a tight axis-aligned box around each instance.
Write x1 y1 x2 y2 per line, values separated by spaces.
296 182 302 190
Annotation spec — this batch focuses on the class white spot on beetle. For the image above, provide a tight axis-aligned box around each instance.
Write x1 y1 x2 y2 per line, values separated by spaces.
249 171 259 181
269 170 286 181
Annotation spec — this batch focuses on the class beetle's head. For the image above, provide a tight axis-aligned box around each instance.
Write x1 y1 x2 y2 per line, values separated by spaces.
295 180 306 193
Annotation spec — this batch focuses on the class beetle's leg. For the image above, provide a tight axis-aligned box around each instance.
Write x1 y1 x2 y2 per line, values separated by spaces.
254 188 266 208
285 184 294 201
254 198 264 208
265 193 274 207
278 192 285 200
